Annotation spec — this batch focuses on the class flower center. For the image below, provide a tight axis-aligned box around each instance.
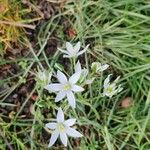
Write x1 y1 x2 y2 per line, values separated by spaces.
57 123 66 132
63 83 71 91
107 87 113 93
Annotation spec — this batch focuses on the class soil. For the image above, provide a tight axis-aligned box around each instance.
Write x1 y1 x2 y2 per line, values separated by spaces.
0 1 68 148
0 1 95 149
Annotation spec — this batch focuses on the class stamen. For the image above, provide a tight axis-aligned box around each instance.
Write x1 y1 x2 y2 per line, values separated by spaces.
107 86 113 93
63 83 71 91
57 123 65 132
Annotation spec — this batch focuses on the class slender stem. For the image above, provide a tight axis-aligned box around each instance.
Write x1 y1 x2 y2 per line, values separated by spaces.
70 57 76 74
30 87 43 150
14 87 36 119
0 20 35 29
73 57 76 69
22 0 44 18
85 52 93 98
0 129 13 150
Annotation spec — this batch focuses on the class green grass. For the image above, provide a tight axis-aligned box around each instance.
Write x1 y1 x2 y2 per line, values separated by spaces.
0 0 150 149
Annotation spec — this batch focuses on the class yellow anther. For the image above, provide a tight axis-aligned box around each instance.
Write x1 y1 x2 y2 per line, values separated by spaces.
57 123 65 132
63 83 71 91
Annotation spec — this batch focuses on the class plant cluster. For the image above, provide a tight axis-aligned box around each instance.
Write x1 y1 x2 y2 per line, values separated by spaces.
35 41 123 147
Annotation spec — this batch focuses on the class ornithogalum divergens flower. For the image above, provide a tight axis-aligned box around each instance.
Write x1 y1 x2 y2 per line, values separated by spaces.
45 108 83 147
103 74 123 98
58 41 89 58
91 62 109 73
44 70 84 108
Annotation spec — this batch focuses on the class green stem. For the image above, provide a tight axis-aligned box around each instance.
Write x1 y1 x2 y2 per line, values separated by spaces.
70 57 76 74
30 87 43 150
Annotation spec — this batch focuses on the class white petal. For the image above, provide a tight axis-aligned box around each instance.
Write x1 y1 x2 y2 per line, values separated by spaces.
48 130 59 147
60 132 68 147
58 48 68 54
72 85 84 92
108 91 116 98
85 77 95 84
74 41 81 53
67 91 76 108
44 84 62 92
66 127 83 137
104 74 112 88
57 108 64 122
63 54 71 58
111 83 116 90
100 64 109 71
45 123 57 129
69 72 81 84
103 91 107 97
117 85 123 92
55 91 66 102
75 61 82 73
66 42 74 55
64 119 76 126
77 44 89 56
82 69 88 77
111 89 118 95
57 70 68 84
114 76 120 83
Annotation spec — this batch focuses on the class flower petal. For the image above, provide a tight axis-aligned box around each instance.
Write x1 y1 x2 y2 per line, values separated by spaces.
114 76 120 83
72 85 84 92
48 130 59 147
57 108 64 122
85 77 95 84
66 42 74 55
69 72 81 84
100 64 109 71
57 70 68 84
66 91 76 108
118 85 123 92
74 41 81 53
77 44 89 56
66 127 83 137
58 48 68 54
55 91 66 102
45 123 57 129
60 132 68 147
75 61 82 73
44 84 62 92
104 74 112 88
64 119 76 126
63 54 71 58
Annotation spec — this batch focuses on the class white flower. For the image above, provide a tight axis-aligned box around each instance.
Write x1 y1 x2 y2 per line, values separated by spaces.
58 41 90 58
103 74 123 98
45 108 83 147
91 62 109 73
44 70 84 108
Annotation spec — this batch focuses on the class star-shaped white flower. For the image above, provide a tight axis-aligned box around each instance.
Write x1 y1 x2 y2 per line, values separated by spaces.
103 74 123 98
45 108 83 147
58 41 90 58
44 70 84 108
91 62 109 73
